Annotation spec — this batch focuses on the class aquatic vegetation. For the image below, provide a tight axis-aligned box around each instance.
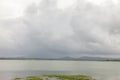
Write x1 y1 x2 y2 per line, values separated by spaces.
14 74 95 80
26 76 43 80
43 74 95 80
14 78 24 80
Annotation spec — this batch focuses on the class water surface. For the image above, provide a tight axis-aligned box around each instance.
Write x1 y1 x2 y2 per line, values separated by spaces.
0 60 120 80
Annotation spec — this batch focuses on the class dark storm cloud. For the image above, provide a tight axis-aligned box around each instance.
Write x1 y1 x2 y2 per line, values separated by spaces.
0 0 120 58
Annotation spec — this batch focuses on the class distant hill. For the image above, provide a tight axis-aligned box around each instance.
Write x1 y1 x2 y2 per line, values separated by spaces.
77 56 110 61
0 56 120 61
57 56 76 60
55 56 119 61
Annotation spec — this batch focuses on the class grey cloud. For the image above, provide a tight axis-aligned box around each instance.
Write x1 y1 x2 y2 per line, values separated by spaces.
0 0 120 58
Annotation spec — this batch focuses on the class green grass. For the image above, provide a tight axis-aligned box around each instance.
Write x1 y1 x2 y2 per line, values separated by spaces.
43 74 95 80
14 74 95 80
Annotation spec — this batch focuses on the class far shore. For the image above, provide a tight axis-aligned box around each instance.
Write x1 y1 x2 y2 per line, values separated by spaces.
0 58 120 62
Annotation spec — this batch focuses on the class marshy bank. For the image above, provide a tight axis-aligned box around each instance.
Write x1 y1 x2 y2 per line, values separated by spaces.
14 74 95 80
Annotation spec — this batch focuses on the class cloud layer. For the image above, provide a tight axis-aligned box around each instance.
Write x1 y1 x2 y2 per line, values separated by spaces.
0 0 120 58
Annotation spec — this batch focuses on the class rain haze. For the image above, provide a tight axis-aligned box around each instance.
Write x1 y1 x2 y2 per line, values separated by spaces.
0 0 120 58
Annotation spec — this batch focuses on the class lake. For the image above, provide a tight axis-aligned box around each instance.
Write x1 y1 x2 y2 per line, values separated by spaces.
0 60 120 80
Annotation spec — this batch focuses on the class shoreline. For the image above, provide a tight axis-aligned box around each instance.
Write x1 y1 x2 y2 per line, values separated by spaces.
0 58 120 62
14 74 96 80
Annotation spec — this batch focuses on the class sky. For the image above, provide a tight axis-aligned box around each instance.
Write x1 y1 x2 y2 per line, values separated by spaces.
0 0 120 58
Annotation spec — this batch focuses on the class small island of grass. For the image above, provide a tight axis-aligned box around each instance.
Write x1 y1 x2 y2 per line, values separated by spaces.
14 74 95 80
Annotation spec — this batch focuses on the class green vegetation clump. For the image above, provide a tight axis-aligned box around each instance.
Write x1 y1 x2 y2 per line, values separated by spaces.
14 74 95 80
26 76 43 80
43 74 95 80
14 78 24 80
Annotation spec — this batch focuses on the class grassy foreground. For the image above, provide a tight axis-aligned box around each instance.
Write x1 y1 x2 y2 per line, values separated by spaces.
14 74 96 80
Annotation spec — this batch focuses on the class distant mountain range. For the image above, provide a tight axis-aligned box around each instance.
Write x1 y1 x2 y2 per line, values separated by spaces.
56 56 117 61
0 56 120 61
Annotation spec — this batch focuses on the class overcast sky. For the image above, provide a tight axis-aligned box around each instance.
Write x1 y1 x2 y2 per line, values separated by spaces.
0 0 120 58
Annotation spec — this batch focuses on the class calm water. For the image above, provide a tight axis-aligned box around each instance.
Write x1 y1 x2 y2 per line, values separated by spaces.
0 60 120 80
